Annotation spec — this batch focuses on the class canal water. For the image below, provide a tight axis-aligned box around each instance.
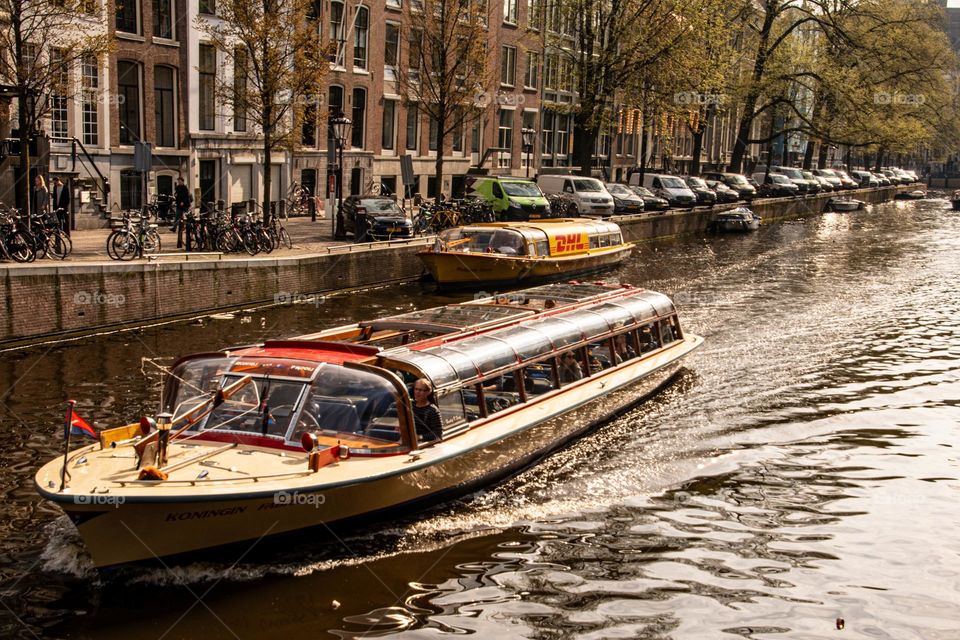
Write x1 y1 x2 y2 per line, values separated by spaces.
1 198 958 639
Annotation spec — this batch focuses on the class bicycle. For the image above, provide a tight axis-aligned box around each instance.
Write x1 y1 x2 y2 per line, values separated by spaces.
286 183 311 217
24 210 72 260
106 211 162 260
0 210 35 263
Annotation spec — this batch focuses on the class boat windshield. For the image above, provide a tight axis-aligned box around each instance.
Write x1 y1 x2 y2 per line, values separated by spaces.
502 181 542 197
202 376 308 437
438 228 527 255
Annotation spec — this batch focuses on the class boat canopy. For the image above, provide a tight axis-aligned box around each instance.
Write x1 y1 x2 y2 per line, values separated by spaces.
360 304 535 335
384 289 676 389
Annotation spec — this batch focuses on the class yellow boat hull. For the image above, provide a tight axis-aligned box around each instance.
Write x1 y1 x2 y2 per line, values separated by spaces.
418 245 632 288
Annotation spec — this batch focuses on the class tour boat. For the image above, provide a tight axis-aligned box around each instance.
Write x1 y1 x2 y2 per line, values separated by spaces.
416 218 632 289
34 282 702 568
708 207 761 232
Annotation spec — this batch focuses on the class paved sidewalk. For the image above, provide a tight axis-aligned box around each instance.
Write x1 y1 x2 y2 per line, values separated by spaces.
13 213 362 263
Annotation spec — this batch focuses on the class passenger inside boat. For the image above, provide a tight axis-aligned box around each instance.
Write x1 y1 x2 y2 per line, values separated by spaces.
558 351 584 383
640 324 660 352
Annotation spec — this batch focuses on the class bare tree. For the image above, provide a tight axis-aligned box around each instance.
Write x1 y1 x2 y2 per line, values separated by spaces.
399 0 490 196
0 0 111 213
197 0 324 218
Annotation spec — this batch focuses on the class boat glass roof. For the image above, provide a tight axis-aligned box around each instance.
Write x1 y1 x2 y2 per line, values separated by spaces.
361 304 532 332
383 288 676 388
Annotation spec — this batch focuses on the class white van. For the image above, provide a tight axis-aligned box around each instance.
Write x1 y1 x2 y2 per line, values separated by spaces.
628 173 697 208
536 174 615 216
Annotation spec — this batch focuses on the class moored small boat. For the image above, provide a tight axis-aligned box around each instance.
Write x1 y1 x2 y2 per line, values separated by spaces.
895 189 927 200
35 282 702 568
708 206 760 232
416 218 632 289
827 197 865 212
951 190 960 211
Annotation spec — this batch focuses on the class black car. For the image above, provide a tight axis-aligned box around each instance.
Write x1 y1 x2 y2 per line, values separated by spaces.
343 196 413 241
754 173 800 198
627 185 670 211
706 180 740 204
604 183 645 215
684 176 717 206
702 172 757 200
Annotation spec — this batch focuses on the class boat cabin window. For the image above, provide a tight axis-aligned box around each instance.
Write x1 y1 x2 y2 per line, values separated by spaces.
558 349 585 385
292 365 403 444
659 317 678 345
523 361 557 397
639 323 660 352
437 390 467 428
202 376 307 438
164 356 234 420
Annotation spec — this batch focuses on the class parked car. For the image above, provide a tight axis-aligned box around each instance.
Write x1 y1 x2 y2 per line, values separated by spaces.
800 170 822 194
705 180 740 204
903 169 919 182
752 172 800 197
604 183 645 215
882 169 909 185
812 169 844 190
627 185 670 211
771 166 812 194
872 172 892 186
629 173 698 208
536 174 615 216
812 175 834 192
684 177 717 206
850 170 879 188
702 172 757 200
746 177 761 190
344 196 413 241
833 170 859 189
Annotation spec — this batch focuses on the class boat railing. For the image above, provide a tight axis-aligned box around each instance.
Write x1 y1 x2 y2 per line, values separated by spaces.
115 468 317 487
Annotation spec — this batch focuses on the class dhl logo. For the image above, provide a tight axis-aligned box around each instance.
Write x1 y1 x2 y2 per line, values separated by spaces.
554 233 588 254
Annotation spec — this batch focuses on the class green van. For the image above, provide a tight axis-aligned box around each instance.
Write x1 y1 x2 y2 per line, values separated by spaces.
465 176 552 221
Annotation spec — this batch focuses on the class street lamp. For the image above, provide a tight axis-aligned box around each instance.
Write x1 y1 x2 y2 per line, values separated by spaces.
330 112 352 240
521 127 536 178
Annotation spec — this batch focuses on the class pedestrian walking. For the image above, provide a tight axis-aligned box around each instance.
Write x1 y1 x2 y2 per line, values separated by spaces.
173 176 192 249
51 176 71 235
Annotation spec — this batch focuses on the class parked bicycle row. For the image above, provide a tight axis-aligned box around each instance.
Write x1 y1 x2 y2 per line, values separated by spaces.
0 204 72 263
106 205 293 260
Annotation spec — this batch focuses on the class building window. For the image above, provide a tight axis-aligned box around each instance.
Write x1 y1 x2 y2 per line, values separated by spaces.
116 0 139 33
199 0 215 14
428 114 438 151
329 1 344 64
154 66 176 147
50 49 68 140
153 0 173 39
471 121 480 153
120 170 143 209
384 23 400 69
528 0 541 29
452 120 463 152
328 85 344 142
498 109 513 150
500 46 516 86
405 103 418 151
198 44 216 131
382 99 396 150
302 102 317 146
354 7 368 69
307 0 321 20
408 29 422 80
557 113 571 157
233 48 247 132
117 61 142 144
351 87 366 148
82 55 99 146
543 53 556 90
503 0 517 24
524 51 539 89
542 109 554 155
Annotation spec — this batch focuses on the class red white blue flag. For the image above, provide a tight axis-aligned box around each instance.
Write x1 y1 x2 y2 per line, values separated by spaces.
66 411 97 440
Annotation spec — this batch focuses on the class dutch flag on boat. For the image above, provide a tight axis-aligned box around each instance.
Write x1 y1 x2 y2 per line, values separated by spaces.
66 410 97 440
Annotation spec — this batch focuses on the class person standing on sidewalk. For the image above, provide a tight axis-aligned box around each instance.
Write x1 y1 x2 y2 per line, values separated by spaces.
173 177 192 249
51 177 71 235
34 175 50 216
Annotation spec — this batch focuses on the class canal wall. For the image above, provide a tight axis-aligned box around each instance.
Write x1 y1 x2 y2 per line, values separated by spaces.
0 185 918 348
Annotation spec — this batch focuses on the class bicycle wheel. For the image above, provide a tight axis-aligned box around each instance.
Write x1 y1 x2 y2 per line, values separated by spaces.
413 213 431 236
257 228 274 253
47 230 71 260
28 230 47 260
279 227 292 249
4 231 35 263
106 230 120 260
216 230 237 253
110 231 140 261
141 228 162 255
241 229 259 255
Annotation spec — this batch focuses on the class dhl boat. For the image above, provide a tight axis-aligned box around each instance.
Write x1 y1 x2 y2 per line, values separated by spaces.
35 282 702 568
416 218 632 289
